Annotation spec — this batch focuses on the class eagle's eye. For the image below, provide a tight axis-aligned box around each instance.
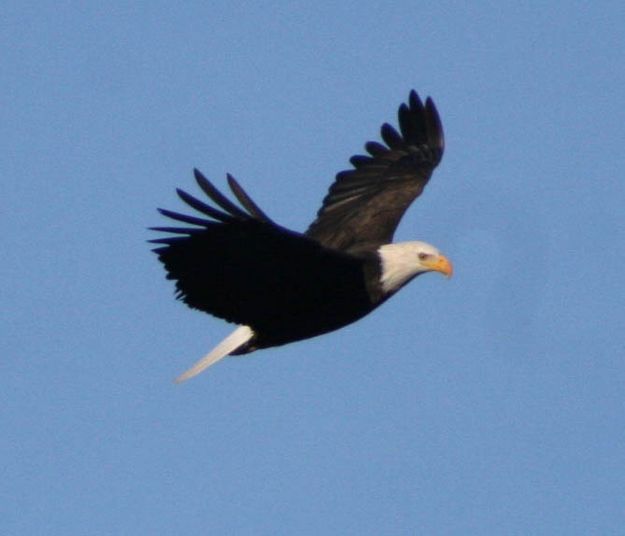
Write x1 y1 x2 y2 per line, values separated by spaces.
418 252 431 261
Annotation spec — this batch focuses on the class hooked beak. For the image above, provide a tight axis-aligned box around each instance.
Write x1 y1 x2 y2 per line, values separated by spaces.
423 253 453 278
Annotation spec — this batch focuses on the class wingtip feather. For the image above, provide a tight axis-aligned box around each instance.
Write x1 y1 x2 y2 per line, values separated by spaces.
424 97 445 156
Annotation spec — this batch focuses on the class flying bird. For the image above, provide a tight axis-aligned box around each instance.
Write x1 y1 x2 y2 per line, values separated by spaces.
151 91 452 382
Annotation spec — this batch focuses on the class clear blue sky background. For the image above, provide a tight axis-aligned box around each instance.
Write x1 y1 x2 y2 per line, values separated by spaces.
3 2 624 534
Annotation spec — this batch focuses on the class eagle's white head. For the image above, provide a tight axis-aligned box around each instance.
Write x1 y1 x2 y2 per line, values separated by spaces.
377 241 453 294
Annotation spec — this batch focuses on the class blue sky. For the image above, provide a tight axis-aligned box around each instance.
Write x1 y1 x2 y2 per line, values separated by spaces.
3 2 625 534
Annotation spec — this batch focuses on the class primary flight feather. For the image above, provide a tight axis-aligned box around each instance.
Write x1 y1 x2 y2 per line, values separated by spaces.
150 90 452 382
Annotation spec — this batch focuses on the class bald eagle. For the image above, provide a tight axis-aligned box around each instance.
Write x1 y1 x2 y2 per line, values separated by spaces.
151 91 452 382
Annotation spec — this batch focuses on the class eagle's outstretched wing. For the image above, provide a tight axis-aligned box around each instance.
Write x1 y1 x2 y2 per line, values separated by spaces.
306 91 444 252
150 170 362 329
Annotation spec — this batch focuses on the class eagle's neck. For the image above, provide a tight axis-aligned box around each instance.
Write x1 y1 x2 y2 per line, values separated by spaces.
377 242 431 294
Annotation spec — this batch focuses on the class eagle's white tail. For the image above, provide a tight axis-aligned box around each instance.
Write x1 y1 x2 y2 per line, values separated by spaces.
174 325 254 383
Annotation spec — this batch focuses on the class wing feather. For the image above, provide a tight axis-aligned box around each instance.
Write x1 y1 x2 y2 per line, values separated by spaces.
175 188 233 222
364 141 387 156
226 173 274 223
193 169 250 220
156 208 215 227
306 90 444 251
380 123 404 149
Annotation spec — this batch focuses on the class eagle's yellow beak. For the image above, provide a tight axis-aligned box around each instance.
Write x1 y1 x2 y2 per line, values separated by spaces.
423 254 453 278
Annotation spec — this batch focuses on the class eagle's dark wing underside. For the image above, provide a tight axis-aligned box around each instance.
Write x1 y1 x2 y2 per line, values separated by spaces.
150 170 366 332
306 91 444 252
